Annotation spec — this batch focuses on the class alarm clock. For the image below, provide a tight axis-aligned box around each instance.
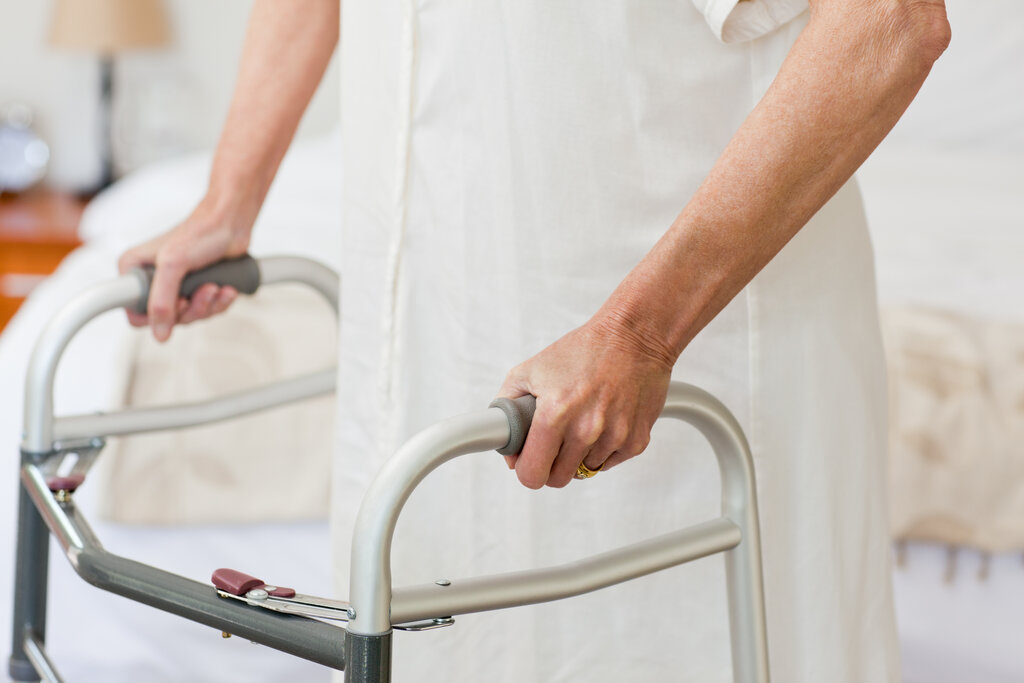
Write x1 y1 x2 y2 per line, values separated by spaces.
0 103 50 194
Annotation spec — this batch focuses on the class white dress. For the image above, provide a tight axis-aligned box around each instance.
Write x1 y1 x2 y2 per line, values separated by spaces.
333 0 900 681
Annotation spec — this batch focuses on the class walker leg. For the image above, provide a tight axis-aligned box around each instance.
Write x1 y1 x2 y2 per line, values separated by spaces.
344 632 391 683
8 464 51 682
724 537 771 683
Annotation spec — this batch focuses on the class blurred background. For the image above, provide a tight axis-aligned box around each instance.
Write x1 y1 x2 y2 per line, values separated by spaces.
1 0 338 192
0 1 1022 682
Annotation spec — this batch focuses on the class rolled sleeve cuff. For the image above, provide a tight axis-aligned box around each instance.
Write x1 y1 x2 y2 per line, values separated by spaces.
694 0 809 43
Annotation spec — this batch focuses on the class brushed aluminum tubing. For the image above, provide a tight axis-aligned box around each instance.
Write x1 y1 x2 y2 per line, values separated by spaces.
22 274 145 453
389 517 740 624
21 257 339 453
53 369 334 441
661 383 770 683
20 465 86 557
257 256 339 312
347 382 770 683
22 632 64 683
347 408 511 634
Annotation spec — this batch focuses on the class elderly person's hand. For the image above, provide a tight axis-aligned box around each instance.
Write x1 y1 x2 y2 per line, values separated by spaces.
497 310 673 489
118 198 252 341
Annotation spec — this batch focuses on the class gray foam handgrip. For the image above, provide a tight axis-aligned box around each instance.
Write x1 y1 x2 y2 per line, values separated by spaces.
131 255 261 314
489 395 537 455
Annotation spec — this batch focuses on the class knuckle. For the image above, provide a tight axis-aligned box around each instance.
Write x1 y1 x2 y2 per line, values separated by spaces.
572 413 604 446
155 249 186 273
149 302 174 319
542 399 571 429
606 418 630 449
627 432 651 456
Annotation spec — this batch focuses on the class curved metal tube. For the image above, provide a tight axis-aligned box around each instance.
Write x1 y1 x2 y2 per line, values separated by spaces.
21 256 339 453
346 382 770 682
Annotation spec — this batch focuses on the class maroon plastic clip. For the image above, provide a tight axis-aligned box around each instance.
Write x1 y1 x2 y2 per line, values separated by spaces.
46 474 85 493
212 568 265 596
211 568 296 598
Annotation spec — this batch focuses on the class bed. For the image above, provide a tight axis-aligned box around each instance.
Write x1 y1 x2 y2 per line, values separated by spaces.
3 4 1023 676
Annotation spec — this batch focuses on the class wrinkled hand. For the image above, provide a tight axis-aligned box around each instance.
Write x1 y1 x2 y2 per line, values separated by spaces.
117 197 254 341
497 315 674 489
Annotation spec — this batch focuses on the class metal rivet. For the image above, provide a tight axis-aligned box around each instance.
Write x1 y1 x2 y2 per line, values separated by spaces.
434 579 451 587
55 490 70 503
346 607 356 619
246 588 268 601
221 632 232 639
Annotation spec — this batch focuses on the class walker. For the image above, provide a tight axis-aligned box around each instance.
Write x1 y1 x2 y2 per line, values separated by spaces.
8 256 770 682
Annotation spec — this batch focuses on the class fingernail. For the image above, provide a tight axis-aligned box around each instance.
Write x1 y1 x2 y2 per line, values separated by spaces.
154 324 170 341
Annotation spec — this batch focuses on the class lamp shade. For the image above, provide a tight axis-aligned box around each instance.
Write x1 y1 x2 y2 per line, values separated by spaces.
50 0 170 54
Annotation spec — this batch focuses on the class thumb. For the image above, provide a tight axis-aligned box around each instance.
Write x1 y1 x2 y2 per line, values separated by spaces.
118 236 166 327
495 364 531 401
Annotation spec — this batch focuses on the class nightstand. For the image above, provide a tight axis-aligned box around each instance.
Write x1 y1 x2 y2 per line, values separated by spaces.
0 190 85 331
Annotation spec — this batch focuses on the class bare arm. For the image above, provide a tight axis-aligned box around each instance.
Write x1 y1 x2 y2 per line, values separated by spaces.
501 0 951 488
119 0 338 341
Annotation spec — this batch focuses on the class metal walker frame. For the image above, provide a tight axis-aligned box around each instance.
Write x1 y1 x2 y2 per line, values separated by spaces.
8 256 770 682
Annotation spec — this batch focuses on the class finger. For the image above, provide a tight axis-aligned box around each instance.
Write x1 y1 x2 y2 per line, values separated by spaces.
584 412 631 468
503 454 517 470
117 237 162 276
600 451 628 471
514 406 564 490
593 420 654 472
209 286 238 316
126 310 149 328
147 255 189 342
177 284 218 325
495 364 529 401
119 239 164 327
582 445 614 473
547 442 590 488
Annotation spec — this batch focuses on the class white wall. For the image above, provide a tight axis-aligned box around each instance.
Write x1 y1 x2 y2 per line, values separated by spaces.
0 0 339 192
876 0 1024 157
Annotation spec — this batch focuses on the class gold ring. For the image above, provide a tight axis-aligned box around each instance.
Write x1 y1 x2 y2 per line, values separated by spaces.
574 461 603 480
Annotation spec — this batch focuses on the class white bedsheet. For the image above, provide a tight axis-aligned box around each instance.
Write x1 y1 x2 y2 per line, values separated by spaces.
894 546 1024 683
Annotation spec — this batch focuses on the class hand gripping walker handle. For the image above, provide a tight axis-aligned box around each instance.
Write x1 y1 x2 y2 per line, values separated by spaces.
487 395 537 455
130 255 262 314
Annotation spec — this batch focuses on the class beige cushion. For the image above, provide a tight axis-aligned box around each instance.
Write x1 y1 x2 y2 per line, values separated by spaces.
884 305 1024 552
95 284 336 525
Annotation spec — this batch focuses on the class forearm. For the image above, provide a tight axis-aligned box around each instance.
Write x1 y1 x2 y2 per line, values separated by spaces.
601 0 950 364
204 0 338 222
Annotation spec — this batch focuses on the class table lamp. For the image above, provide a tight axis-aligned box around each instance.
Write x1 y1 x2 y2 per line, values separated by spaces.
49 0 170 190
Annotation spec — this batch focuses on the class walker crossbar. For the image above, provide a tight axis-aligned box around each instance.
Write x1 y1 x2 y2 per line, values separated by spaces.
17 462 347 673
9 256 770 683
